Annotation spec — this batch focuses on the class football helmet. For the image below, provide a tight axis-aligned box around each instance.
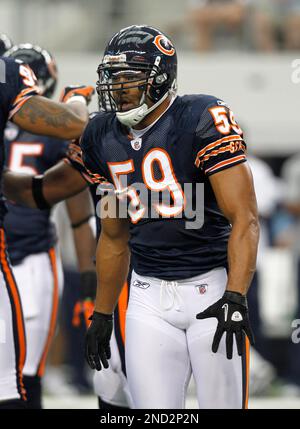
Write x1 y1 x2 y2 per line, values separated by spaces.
0 33 13 56
97 25 177 127
4 43 58 98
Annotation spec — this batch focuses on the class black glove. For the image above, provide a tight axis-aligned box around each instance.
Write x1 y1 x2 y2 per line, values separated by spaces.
60 85 95 105
85 311 113 371
196 291 255 359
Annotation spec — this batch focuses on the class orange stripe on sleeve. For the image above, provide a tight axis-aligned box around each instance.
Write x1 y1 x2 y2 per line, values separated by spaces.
205 155 246 174
195 135 243 162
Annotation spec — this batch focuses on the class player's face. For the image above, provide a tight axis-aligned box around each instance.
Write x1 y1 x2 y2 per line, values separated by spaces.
111 71 152 112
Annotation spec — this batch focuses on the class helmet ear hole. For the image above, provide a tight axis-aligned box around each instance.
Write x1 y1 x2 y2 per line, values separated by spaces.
155 73 167 85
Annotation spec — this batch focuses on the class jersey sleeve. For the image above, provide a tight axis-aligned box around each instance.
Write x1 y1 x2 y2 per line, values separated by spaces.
7 60 41 120
65 136 110 185
194 99 247 176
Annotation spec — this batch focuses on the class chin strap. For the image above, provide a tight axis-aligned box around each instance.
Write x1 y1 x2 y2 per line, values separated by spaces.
116 90 171 127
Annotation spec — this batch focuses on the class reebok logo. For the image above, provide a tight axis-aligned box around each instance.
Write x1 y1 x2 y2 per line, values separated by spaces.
231 311 243 322
133 279 150 289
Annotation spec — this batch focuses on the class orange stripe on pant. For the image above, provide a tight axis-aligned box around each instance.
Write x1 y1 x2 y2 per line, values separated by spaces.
242 337 250 409
37 248 59 377
0 229 27 401
118 282 129 345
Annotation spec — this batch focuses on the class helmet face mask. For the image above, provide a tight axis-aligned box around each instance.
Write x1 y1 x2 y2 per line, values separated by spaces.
97 25 177 127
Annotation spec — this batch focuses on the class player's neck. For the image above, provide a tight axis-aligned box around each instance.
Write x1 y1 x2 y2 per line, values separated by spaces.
132 96 173 130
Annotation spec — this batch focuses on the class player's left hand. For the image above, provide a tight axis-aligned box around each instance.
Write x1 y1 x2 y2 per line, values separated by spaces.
72 271 97 328
196 291 255 359
85 311 113 371
60 85 95 105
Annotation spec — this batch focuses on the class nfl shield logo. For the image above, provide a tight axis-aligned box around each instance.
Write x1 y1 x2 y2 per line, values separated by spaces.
196 284 208 295
131 138 142 151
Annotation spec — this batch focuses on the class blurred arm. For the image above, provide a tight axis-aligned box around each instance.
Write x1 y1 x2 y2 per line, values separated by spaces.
65 188 96 272
3 161 88 208
12 95 88 140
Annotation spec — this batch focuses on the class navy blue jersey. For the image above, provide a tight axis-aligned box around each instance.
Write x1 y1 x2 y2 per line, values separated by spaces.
0 57 40 222
4 123 69 265
79 95 247 280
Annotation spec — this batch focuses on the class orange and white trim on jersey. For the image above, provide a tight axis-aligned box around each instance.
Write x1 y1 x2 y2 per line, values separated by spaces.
205 154 246 175
0 229 27 401
37 247 59 377
202 141 246 163
194 135 243 168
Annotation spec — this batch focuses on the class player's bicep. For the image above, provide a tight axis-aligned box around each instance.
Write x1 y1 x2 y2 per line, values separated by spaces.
12 96 86 139
43 161 88 205
209 162 258 224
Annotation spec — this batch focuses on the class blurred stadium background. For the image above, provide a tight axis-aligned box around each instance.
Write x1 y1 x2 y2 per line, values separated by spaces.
2 0 300 409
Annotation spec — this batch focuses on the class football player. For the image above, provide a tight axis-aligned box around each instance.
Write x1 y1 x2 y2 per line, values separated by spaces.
0 47 92 408
0 33 13 56
3 139 132 409
3 44 95 409
82 25 260 409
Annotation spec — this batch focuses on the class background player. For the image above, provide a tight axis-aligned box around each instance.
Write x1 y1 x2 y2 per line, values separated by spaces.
3 139 132 409
0 33 13 56
83 25 259 409
3 44 95 409
0 48 92 408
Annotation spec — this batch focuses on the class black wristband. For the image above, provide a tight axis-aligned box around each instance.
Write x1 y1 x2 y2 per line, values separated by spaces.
89 311 113 321
71 215 93 229
32 176 51 210
224 291 247 306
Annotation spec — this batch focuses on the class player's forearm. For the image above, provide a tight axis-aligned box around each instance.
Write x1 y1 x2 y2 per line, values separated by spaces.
66 189 96 272
95 233 130 315
13 96 88 140
2 170 37 208
73 223 96 272
226 215 260 295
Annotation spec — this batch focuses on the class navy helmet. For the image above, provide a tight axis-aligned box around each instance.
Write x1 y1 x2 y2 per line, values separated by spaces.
4 43 58 98
0 33 13 56
97 25 177 127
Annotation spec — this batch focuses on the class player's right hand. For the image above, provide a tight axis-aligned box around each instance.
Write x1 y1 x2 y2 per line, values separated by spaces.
60 85 95 105
85 311 113 371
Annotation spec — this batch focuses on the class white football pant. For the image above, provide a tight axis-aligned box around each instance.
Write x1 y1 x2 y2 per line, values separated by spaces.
126 268 250 409
11 247 63 377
